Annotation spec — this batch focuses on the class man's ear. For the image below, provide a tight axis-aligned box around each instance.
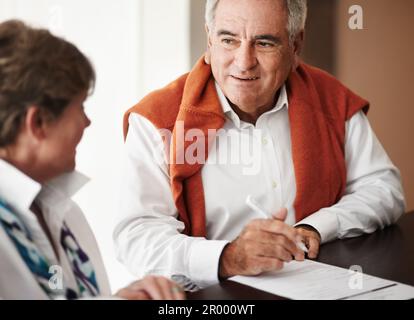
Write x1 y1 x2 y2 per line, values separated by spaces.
24 106 47 141
292 30 305 71
204 24 212 64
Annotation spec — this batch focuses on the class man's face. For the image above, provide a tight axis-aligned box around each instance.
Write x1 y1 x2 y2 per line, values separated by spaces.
208 0 301 113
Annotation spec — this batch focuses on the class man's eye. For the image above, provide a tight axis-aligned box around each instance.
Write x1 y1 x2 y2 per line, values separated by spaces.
257 41 274 48
221 38 234 45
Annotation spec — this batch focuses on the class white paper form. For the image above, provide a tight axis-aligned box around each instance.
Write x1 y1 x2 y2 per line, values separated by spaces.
344 283 414 300
230 259 414 300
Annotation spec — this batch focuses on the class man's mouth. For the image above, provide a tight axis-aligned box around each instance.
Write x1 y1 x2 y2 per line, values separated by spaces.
231 75 260 81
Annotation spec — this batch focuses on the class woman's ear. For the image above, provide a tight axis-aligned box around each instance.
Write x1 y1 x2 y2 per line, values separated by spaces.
24 106 47 141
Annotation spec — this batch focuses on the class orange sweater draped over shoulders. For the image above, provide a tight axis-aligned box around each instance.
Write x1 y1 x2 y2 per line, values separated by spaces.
124 57 369 237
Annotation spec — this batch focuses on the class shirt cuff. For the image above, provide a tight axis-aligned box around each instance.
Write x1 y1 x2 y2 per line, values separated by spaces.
295 209 339 244
188 239 230 288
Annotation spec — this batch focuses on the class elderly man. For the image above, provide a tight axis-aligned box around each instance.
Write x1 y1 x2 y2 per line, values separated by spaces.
114 0 405 290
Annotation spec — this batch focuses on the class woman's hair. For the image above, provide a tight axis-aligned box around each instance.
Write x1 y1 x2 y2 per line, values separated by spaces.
0 20 95 147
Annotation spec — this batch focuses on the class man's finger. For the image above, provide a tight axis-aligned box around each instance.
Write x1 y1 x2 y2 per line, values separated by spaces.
256 257 284 273
307 236 320 259
272 208 288 221
251 219 298 244
255 242 293 262
246 231 299 255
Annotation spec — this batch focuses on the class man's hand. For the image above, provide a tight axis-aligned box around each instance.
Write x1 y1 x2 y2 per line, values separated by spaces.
219 208 306 279
115 275 185 300
295 225 321 259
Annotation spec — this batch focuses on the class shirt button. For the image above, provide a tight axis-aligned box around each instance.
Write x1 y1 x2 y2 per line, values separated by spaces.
272 181 277 189
262 137 268 146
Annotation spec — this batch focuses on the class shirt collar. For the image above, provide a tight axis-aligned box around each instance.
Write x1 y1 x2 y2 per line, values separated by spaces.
0 159 89 216
214 81 289 128
0 159 41 213
38 171 90 209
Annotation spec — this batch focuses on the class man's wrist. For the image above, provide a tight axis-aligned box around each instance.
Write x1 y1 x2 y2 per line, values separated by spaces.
295 224 321 241
218 242 234 280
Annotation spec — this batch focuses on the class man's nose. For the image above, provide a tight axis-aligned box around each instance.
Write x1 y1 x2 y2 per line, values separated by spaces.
234 42 257 71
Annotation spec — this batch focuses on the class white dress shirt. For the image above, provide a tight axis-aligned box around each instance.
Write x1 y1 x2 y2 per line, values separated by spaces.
114 83 405 289
0 160 111 299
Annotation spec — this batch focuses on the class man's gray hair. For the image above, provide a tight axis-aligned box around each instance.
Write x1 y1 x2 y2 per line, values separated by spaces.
205 0 307 42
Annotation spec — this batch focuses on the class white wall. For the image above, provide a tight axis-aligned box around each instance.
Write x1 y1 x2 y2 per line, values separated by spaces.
139 0 191 93
0 0 191 292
